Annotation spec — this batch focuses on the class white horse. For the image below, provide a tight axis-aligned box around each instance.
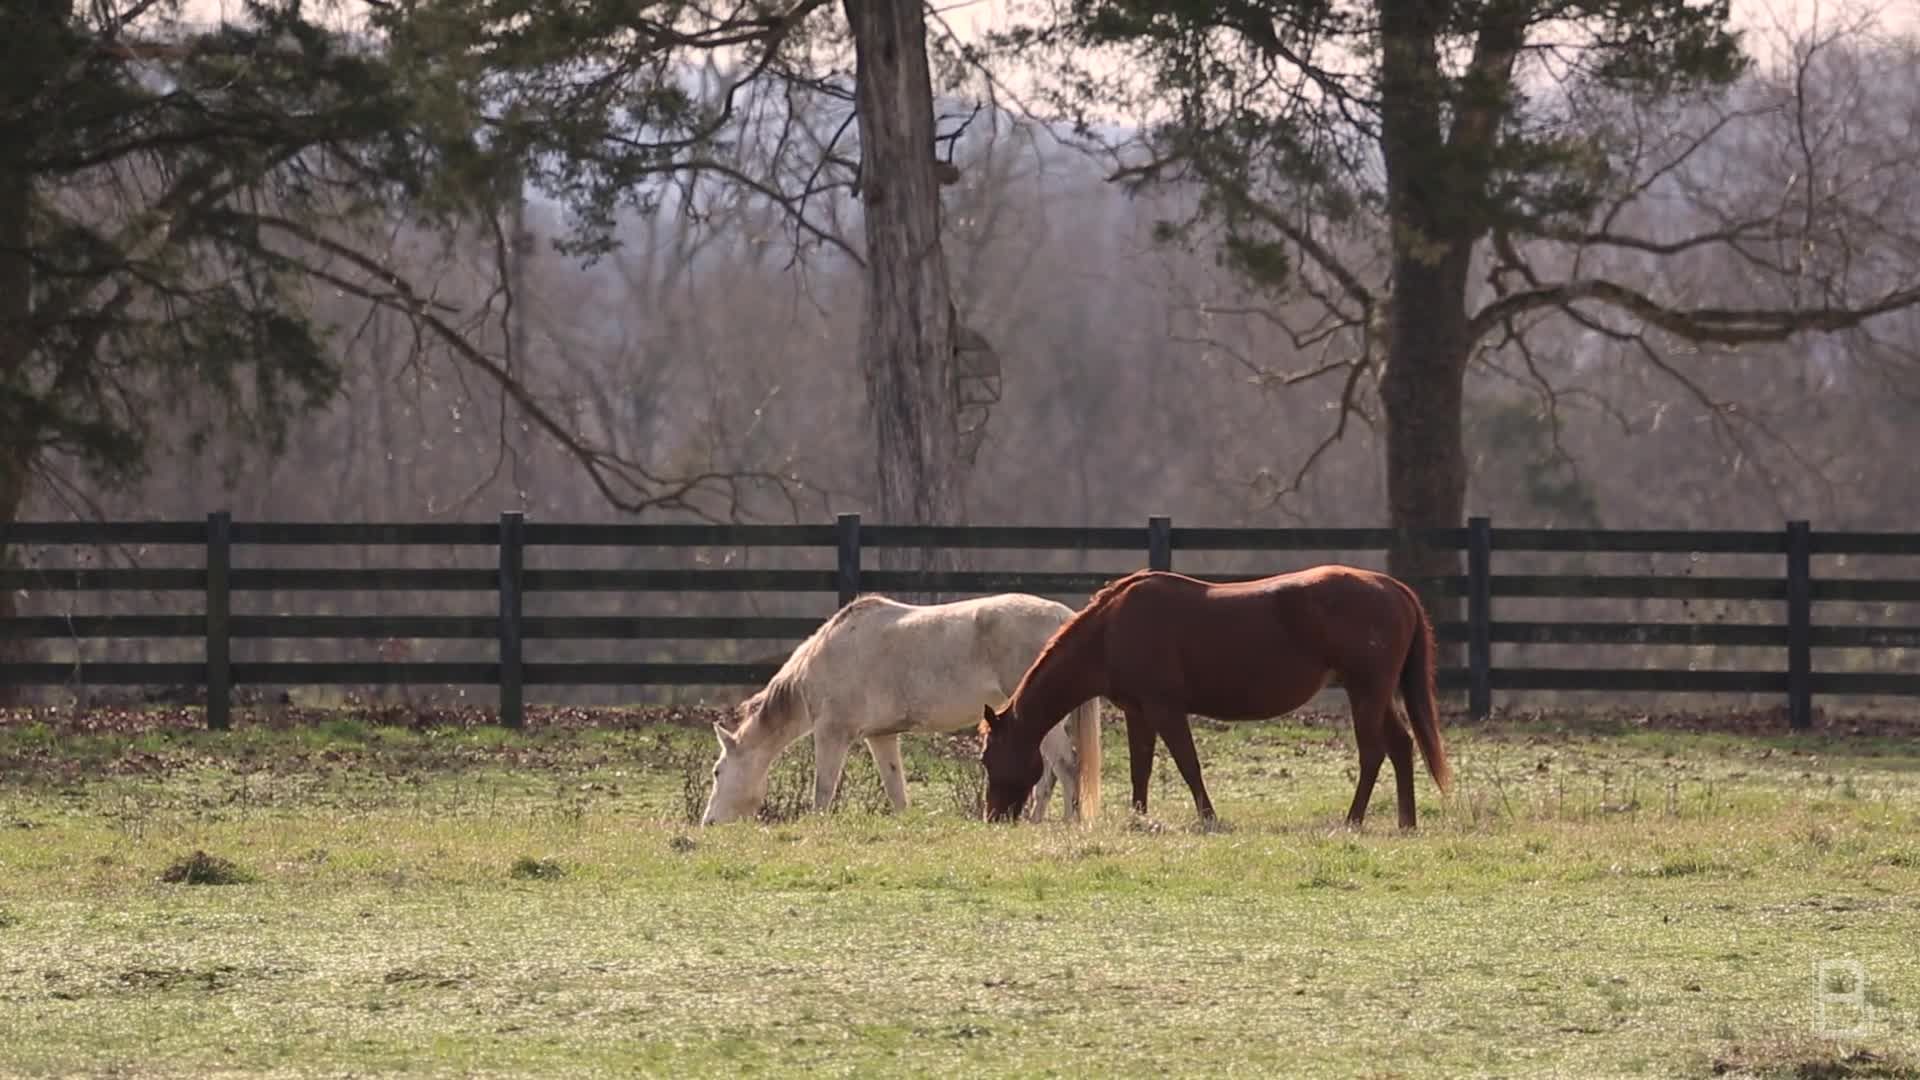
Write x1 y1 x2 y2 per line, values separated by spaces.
701 593 1104 825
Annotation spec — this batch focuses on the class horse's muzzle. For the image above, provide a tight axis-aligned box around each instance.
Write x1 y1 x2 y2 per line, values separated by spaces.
982 800 1023 824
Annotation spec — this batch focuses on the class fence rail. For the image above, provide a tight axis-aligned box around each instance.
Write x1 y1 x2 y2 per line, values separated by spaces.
1 513 1916 729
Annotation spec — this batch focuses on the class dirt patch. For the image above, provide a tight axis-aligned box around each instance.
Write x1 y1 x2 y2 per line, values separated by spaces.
507 855 565 881
0 702 1911 794
118 965 240 992
383 967 473 989
0 702 741 738
106 962 295 995
0 709 743 787
159 850 254 886
4 700 1908 741
1465 705 1919 740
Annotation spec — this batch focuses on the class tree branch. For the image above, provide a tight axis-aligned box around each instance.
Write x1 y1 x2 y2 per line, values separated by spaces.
1467 278 1920 348
244 212 805 519
1251 356 1372 508
1117 151 1375 314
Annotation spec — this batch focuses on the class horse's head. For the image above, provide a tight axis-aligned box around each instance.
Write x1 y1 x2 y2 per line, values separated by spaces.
979 704 1044 823
700 703 769 825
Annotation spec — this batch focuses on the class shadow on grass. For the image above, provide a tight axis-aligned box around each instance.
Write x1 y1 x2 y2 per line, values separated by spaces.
1709 1037 1920 1078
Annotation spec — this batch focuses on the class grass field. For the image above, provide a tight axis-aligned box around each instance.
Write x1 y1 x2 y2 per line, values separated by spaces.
2 703 1918 1078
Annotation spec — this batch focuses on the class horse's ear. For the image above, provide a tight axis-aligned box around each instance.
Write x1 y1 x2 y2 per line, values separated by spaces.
981 704 999 729
713 721 738 751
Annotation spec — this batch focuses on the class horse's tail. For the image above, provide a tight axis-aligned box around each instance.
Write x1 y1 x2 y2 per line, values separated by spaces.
1394 581 1452 795
1071 699 1102 822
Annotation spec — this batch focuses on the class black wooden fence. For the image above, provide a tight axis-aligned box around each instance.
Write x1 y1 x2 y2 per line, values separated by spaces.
1 514 1916 730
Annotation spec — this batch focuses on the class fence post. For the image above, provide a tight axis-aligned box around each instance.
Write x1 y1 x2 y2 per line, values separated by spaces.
1786 519 1812 731
836 513 861 608
1147 515 1172 571
1466 516 1493 721
205 511 231 731
498 511 525 729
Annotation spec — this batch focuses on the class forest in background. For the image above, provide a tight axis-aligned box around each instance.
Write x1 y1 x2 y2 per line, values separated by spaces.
38 19 1920 535
5 1 1918 707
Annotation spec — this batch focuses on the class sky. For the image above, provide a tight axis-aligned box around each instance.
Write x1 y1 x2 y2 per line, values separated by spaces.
934 0 1920 42
177 0 1919 40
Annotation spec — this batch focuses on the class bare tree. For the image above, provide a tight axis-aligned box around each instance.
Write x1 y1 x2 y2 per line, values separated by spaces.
991 0 1920 622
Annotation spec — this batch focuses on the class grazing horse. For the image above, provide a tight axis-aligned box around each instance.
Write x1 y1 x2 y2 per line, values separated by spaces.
979 567 1451 828
702 593 1102 825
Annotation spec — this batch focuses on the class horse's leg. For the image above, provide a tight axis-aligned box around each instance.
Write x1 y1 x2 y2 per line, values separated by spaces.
1385 698 1419 830
1035 723 1077 823
1123 704 1156 815
1344 681 1390 828
812 727 856 812
1151 707 1216 821
865 733 909 813
1026 766 1058 823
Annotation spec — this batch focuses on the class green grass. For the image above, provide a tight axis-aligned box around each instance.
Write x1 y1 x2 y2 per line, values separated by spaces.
2 707 1919 1077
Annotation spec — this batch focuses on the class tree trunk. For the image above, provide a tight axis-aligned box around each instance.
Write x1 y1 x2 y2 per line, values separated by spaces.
0 447 31 708
0 4 54 706
1380 258 1471 653
1377 0 1475 666
842 0 966 577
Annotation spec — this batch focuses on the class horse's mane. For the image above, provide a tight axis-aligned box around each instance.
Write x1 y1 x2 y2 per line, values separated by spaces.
734 594 895 734
1007 569 1153 702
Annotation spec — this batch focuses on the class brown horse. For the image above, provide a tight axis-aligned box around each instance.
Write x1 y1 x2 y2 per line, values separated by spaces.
979 567 1452 828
